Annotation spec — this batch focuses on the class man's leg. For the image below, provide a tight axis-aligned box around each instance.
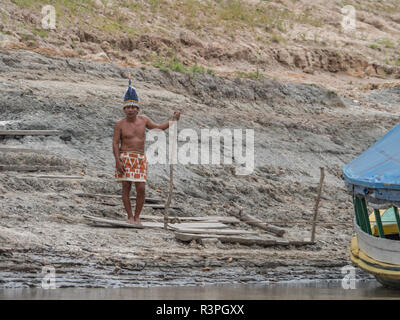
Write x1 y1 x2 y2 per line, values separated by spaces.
122 181 134 223
134 182 145 225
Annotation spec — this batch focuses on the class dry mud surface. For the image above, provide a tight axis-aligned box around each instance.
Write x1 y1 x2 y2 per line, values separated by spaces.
1 49 399 287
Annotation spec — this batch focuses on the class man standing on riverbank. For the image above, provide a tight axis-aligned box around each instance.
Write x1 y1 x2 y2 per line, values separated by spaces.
113 75 180 226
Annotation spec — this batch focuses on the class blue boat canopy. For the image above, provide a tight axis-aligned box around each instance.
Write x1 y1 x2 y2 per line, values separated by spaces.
343 123 400 202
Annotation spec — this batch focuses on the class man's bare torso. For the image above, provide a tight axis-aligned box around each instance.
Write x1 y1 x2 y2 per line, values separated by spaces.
118 116 147 153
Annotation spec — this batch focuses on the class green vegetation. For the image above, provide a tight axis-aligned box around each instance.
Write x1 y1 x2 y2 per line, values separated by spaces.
153 56 187 73
11 0 36 8
32 28 49 38
369 43 380 50
11 0 324 38
271 32 286 43
153 56 213 76
19 33 29 40
235 70 262 79
377 38 396 49
206 69 215 76
395 60 400 66
189 64 205 74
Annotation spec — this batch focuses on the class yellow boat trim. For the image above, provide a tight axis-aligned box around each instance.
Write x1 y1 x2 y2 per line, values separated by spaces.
350 236 400 280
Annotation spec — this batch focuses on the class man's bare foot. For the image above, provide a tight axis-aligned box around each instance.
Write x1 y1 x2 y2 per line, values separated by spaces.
134 217 142 226
127 217 135 224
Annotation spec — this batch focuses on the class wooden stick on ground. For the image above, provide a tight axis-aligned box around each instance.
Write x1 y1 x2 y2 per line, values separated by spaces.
0 147 50 154
0 165 66 172
311 167 325 242
0 130 63 136
175 232 314 247
229 208 285 237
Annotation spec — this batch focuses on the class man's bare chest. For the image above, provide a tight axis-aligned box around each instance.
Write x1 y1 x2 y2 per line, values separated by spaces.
121 120 146 139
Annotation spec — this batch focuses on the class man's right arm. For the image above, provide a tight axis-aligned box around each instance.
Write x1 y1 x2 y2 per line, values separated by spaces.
112 122 125 173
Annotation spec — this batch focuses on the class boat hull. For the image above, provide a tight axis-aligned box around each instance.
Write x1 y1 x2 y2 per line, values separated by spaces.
350 235 400 288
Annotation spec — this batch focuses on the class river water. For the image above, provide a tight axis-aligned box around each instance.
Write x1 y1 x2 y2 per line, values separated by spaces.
1 280 400 299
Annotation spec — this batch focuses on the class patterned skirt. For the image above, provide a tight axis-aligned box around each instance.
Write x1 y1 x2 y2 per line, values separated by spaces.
115 151 148 182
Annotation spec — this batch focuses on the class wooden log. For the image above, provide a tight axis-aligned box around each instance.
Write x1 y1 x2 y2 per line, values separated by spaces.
148 204 180 210
74 193 163 203
311 167 325 242
83 215 162 229
229 209 285 237
0 147 50 154
171 222 229 229
0 130 63 136
170 226 258 236
22 175 83 179
174 232 314 247
139 215 240 224
0 165 66 172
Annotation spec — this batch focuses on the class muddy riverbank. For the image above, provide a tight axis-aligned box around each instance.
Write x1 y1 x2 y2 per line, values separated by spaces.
0 49 399 288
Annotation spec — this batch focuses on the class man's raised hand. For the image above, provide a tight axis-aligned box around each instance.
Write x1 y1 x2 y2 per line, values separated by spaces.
172 111 181 121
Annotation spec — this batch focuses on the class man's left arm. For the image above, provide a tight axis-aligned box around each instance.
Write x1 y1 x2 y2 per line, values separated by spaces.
145 111 180 130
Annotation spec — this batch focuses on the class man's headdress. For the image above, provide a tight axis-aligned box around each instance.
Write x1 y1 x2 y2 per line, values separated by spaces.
123 73 139 108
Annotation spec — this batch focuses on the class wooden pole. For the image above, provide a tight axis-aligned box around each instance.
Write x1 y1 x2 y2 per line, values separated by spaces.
311 167 325 242
164 120 177 230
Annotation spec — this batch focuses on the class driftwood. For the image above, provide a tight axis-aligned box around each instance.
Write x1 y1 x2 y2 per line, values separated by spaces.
0 147 50 154
229 209 285 237
140 215 240 224
169 222 228 229
311 167 325 242
82 215 170 229
94 202 180 209
147 204 181 210
175 232 314 247
170 226 258 236
75 193 162 203
0 130 63 136
0 165 66 172
22 175 83 179
83 215 226 230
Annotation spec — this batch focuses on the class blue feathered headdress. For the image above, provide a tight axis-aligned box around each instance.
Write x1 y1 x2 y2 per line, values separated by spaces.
123 73 139 108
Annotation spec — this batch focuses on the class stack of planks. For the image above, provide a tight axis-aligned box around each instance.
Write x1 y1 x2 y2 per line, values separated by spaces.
83 214 314 247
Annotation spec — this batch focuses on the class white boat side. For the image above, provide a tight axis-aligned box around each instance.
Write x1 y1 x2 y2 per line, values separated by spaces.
355 221 400 265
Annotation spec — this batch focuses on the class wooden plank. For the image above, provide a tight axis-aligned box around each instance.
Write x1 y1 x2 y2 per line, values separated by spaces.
172 222 228 229
83 215 162 229
0 165 65 172
174 232 276 246
229 209 285 237
93 202 179 209
0 130 63 136
75 193 162 203
22 175 83 179
170 227 258 236
0 147 50 154
147 204 180 210
175 232 314 247
83 215 228 230
140 215 240 224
